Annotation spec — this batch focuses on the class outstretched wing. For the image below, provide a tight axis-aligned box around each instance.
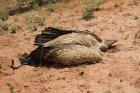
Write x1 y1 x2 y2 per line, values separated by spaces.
34 27 102 46
34 27 74 46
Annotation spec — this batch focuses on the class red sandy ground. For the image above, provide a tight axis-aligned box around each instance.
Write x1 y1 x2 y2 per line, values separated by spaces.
0 0 140 93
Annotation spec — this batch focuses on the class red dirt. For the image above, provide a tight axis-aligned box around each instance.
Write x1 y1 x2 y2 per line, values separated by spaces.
0 0 140 93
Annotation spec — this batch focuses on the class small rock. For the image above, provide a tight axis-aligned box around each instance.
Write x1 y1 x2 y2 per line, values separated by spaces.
135 30 140 39
11 58 21 69
87 90 94 93
120 79 124 82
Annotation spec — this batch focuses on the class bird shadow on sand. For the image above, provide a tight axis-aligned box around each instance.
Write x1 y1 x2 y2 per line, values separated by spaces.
27 60 99 69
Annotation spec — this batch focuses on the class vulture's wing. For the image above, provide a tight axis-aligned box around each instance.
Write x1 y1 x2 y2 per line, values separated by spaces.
34 27 74 46
34 27 102 46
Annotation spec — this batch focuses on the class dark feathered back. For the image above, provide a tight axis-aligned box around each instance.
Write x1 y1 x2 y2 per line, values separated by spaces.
34 27 74 46
34 27 102 46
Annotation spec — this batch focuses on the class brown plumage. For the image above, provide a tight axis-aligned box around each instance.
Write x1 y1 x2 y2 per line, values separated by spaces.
15 27 117 66
28 44 102 65
46 44 102 65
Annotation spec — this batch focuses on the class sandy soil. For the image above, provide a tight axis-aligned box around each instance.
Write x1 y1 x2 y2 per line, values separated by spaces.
0 0 140 93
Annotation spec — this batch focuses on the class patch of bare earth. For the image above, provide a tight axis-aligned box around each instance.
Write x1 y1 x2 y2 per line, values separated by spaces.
0 0 140 93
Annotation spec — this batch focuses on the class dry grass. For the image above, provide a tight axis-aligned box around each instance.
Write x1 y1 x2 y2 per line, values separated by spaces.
25 13 47 31
82 0 104 20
